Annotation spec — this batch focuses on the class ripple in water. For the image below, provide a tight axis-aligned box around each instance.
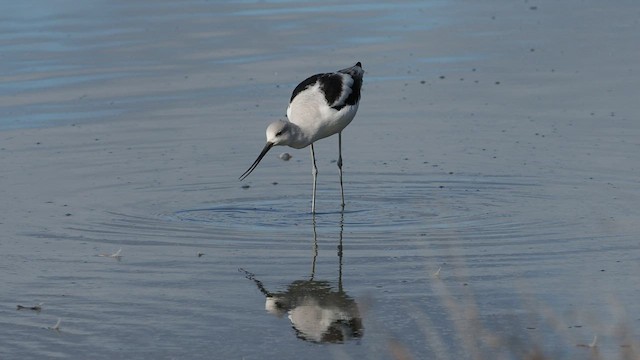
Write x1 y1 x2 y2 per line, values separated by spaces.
163 174 544 237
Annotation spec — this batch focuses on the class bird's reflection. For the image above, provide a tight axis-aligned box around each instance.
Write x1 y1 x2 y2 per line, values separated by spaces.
240 213 363 343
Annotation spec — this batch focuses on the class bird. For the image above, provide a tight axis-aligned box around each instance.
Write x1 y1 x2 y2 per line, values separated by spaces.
239 62 364 213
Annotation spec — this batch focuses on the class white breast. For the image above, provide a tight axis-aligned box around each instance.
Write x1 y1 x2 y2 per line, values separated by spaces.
287 83 359 143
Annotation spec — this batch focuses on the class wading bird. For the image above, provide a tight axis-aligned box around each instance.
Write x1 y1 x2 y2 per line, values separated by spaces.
239 62 364 213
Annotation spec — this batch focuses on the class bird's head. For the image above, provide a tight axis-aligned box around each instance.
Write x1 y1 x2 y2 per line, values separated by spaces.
239 120 293 181
266 119 292 146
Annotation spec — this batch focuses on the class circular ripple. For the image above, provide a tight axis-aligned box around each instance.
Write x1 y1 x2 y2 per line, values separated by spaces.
169 197 438 232
163 174 540 234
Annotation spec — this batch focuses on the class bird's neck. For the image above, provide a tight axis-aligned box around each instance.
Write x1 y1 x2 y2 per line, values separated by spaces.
286 122 312 149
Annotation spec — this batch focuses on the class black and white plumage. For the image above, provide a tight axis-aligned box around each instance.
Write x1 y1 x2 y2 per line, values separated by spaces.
239 62 364 213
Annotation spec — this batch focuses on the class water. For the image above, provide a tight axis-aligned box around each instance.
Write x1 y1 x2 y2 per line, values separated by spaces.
1 0 639 359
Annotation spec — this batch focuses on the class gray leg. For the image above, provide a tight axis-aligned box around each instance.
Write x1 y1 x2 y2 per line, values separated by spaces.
310 214 318 279
338 132 345 208
310 144 318 213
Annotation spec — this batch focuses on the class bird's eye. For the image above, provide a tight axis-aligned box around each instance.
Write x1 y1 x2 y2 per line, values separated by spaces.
275 131 283 136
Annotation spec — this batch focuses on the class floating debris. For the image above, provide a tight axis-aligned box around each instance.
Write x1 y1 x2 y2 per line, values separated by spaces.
17 303 43 312
577 335 598 348
49 318 62 332
278 152 292 161
98 248 122 259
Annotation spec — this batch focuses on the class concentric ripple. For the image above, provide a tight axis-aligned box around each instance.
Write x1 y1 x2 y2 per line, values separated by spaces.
162 173 543 236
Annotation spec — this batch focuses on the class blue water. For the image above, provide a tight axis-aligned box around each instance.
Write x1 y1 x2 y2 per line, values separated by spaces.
1 0 639 359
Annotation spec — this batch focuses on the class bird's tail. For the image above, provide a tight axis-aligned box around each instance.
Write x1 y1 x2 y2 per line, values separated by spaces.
339 62 364 79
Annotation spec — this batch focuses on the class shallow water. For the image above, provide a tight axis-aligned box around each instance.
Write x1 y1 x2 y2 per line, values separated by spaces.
2 0 639 359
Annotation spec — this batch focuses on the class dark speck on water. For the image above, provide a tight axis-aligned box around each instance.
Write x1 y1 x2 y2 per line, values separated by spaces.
16 304 42 312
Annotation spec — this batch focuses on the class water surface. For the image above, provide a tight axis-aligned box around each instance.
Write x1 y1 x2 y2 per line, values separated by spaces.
1 0 639 359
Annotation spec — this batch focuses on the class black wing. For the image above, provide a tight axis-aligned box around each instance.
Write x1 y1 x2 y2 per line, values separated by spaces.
335 62 363 110
290 73 322 103
289 62 363 111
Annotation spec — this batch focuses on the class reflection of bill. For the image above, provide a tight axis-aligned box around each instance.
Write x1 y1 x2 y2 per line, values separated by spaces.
240 214 363 343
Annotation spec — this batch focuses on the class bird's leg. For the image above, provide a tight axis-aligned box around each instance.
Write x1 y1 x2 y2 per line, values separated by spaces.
310 144 318 213
338 132 345 208
310 214 318 280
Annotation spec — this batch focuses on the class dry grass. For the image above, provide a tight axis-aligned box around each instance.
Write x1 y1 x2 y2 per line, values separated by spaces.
379 270 640 360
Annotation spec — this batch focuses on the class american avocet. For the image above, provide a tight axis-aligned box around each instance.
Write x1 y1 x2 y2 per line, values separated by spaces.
240 62 364 213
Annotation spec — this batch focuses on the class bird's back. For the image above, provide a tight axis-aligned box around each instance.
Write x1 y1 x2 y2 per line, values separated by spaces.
290 62 363 110
287 62 364 143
